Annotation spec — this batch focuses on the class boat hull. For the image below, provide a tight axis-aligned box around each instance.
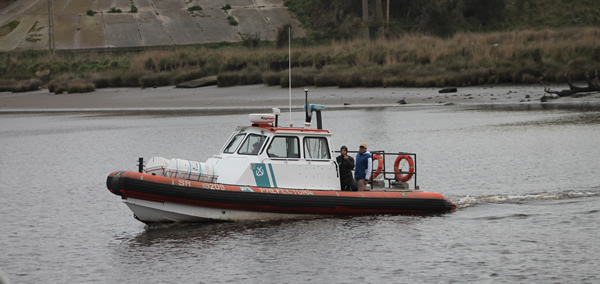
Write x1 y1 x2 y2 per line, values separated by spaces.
107 171 455 223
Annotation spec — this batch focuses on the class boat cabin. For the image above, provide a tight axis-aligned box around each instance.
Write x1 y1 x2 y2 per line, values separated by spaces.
206 107 341 190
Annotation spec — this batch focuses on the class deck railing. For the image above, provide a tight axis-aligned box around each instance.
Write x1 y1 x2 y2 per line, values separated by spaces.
337 150 418 190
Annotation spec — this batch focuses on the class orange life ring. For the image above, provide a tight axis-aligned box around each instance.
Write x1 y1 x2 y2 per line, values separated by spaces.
394 155 414 182
372 154 383 179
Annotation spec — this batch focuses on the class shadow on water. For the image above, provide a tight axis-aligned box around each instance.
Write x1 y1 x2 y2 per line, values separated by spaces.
117 214 433 248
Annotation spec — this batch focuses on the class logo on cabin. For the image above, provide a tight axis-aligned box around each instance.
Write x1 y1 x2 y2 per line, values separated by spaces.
251 163 272 188
254 165 265 176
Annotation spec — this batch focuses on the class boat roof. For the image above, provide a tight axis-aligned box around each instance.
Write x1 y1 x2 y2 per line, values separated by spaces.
236 125 330 135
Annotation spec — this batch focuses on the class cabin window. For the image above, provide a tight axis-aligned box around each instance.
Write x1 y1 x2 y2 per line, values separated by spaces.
267 136 300 158
304 137 330 160
223 133 246 153
238 134 266 155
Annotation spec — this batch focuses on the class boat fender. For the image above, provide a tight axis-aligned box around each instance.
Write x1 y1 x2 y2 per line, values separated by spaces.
394 155 415 182
106 171 125 196
372 154 384 179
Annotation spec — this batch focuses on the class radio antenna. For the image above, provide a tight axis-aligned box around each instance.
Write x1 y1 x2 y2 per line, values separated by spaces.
288 26 293 127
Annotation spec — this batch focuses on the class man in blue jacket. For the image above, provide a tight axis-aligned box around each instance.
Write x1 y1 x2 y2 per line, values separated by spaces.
354 142 372 191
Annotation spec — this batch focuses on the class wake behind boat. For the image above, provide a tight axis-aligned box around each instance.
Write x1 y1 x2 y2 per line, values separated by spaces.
106 91 455 223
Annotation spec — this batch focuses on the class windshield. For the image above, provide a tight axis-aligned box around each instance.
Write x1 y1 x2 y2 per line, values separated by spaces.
238 134 267 155
223 133 246 153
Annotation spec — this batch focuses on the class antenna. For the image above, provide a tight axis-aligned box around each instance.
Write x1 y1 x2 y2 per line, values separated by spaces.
288 26 293 127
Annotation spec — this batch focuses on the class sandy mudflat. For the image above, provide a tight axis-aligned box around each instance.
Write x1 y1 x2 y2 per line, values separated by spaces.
1 84 599 113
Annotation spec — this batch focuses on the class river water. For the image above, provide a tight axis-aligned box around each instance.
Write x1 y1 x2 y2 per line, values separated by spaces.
1 103 599 283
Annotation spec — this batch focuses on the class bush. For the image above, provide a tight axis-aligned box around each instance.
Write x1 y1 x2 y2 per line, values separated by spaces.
262 71 281 86
172 69 208 85
92 74 110 88
361 76 384 87
2 79 42 92
241 32 261 48
67 80 95 93
86 10 95 16
337 72 361 88
121 72 146 87
48 77 94 94
217 68 263 87
314 73 337 87
139 72 172 88
227 16 238 26
222 4 232 11
217 72 240 87
144 58 155 71
280 69 316 88
276 24 292 49
188 5 202 12
0 79 15 92
243 67 263 85
129 5 138 13
108 7 122 13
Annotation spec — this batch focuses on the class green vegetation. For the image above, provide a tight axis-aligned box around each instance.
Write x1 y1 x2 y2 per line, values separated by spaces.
86 9 95 16
107 7 122 13
129 5 138 13
0 20 19 36
227 16 238 26
284 0 600 40
240 32 261 48
188 5 202 13
222 4 232 11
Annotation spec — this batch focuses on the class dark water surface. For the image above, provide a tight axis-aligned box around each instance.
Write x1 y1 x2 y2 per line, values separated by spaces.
1 104 599 283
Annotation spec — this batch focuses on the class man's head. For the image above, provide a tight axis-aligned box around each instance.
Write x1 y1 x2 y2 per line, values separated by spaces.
340 145 348 155
252 142 261 153
359 142 367 153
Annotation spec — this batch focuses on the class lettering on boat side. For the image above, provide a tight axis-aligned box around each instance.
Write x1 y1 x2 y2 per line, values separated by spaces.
202 183 226 190
178 180 192 187
259 188 315 195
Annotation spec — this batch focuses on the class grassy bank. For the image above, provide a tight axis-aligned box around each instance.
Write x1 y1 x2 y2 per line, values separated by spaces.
1 27 599 93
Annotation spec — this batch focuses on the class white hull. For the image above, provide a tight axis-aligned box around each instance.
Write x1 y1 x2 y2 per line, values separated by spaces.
124 198 324 223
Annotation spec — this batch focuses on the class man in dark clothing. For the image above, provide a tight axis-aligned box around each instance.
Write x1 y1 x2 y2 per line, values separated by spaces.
336 145 358 191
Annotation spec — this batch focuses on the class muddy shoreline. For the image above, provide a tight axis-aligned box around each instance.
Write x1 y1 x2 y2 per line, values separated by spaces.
1 84 599 113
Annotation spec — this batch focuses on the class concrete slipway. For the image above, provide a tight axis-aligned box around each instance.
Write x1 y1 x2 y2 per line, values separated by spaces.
0 0 305 52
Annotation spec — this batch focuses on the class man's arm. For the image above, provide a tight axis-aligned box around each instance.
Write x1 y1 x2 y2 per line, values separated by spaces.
365 156 373 181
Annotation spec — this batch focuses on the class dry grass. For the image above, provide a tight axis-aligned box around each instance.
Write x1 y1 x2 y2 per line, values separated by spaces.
1 27 600 91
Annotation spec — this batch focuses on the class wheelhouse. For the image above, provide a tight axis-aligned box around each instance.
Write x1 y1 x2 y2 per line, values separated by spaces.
205 111 340 190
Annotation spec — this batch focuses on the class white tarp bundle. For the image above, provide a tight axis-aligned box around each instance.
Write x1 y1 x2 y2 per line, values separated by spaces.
164 158 218 183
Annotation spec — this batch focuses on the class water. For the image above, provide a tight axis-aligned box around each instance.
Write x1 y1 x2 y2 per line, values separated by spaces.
1 104 599 283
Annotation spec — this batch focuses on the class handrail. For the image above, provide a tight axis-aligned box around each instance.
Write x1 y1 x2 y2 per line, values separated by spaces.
336 150 418 190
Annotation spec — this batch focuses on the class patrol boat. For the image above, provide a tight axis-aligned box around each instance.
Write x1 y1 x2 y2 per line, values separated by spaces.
106 92 455 223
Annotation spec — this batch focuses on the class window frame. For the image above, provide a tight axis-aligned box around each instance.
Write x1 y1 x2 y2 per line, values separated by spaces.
237 134 267 155
303 136 331 160
267 135 301 159
222 132 246 154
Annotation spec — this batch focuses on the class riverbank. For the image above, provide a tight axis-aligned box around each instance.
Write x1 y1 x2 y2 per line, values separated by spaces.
3 27 600 94
1 84 599 113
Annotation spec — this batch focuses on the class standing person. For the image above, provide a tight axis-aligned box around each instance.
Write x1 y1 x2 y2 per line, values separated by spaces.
336 145 358 191
354 142 372 191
